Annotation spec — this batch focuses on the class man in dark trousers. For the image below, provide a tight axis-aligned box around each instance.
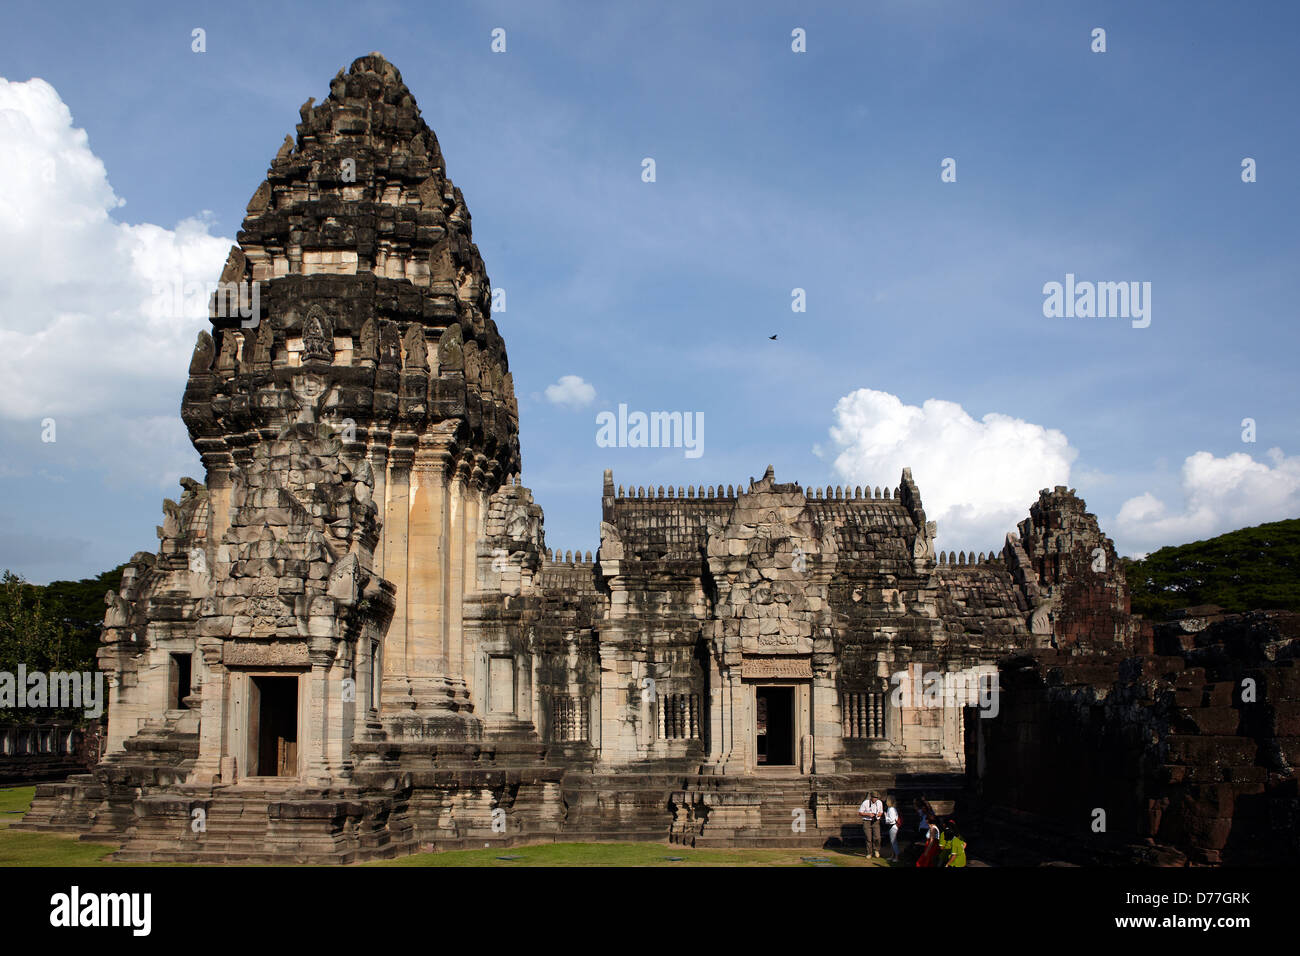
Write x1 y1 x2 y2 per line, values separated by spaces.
858 790 884 858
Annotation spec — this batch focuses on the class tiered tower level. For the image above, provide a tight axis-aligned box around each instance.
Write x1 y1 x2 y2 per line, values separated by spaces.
18 55 1141 861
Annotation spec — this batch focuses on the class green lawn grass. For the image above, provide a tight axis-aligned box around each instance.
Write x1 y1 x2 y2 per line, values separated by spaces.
364 842 887 867
0 828 121 866
0 786 120 865
0 786 35 827
0 785 895 867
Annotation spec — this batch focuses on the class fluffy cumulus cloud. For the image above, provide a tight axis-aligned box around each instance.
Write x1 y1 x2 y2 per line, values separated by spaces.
0 76 230 463
1114 448 1300 551
824 388 1077 551
543 374 596 409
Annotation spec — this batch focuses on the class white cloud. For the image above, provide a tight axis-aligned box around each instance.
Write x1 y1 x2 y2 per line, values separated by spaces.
0 76 230 433
824 388 1077 551
544 374 596 409
1114 448 1300 550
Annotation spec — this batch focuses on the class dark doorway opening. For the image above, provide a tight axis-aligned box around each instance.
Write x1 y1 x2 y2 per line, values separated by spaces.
249 676 298 777
169 653 192 709
756 686 794 766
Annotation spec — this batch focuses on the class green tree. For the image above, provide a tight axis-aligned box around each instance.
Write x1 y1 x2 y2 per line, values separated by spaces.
1124 518 1300 618
0 569 108 722
41 564 125 670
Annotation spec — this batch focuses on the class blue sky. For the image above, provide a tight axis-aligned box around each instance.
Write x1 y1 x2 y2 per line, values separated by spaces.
1 0 1298 583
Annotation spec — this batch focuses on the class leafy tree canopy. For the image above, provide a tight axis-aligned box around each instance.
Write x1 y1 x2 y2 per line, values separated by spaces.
1122 518 1300 619
0 565 124 722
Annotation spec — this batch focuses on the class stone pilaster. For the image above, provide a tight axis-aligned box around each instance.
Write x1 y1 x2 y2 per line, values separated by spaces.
447 455 471 681
368 440 389 572
304 644 337 786
188 638 228 784
380 440 414 705
408 436 452 679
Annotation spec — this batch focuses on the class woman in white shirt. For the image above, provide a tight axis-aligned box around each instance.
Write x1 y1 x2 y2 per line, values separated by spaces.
883 797 900 862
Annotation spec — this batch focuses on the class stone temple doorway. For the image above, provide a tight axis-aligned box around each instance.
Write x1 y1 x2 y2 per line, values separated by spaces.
756 686 795 766
248 676 299 777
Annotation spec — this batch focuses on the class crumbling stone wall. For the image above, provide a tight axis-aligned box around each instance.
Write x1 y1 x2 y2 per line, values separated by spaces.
972 611 1300 864
1015 487 1137 653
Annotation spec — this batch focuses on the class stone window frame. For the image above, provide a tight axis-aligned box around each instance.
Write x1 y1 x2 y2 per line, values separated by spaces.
657 692 700 740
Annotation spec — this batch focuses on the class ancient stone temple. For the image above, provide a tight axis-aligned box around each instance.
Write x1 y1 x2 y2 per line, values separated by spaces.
18 54 1137 862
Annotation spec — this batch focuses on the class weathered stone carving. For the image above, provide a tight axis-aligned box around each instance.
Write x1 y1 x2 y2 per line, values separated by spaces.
290 371 331 425
216 330 242 372
378 320 401 367
218 245 246 286
246 181 272 216
1030 595 1054 638
249 576 293 635
401 324 427 369
189 330 214 374
436 322 463 370
357 318 377 364
275 134 294 163
302 305 332 364
103 590 130 629
913 519 936 564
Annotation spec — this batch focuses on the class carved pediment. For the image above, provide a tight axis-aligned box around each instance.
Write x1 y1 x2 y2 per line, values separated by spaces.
249 576 294 635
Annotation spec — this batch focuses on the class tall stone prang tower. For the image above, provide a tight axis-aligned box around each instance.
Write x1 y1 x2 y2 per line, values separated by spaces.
185 52 520 749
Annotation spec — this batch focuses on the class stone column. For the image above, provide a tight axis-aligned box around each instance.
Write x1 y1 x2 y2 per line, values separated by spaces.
439 453 452 683
940 666 964 765
812 654 840 772
705 654 727 766
368 440 389 573
594 631 632 766
454 456 485 682
447 456 471 685
188 638 228 784
705 644 749 774
201 455 235 572
380 441 414 704
407 438 451 681
724 666 749 772
304 644 335 786
102 674 129 756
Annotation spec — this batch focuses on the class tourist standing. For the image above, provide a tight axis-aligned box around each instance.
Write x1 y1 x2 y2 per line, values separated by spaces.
883 797 901 861
942 820 967 867
858 790 884 857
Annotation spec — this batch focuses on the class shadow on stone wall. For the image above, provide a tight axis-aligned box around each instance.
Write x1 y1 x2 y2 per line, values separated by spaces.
967 610 1300 865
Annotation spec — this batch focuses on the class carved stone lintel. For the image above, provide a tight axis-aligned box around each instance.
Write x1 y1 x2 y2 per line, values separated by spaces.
223 641 309 667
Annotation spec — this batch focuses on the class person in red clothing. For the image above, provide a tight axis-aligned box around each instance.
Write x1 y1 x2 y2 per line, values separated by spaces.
915 813 942 867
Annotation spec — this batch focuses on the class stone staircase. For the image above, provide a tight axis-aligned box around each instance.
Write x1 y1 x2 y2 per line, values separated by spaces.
13 723 198 842
558 773 683 842
107 783 415 864
351 736 569 850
